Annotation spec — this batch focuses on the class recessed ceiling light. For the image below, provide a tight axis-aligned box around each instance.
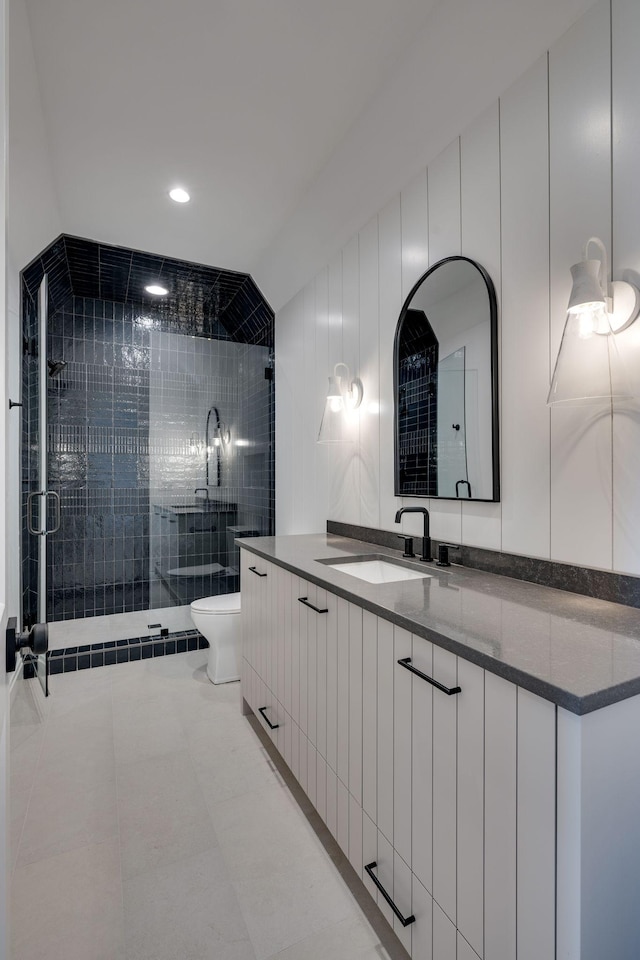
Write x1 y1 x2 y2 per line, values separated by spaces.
169 187 190 203
145 284 168 296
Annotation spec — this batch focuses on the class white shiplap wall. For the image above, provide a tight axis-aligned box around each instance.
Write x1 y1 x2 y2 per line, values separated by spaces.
275 0 640 576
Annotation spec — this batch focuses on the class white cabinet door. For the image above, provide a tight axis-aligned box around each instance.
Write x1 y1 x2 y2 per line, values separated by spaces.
290 574 301 728
362 611 378 825
432 647 458 926
297 580 309 738
337 598 350 788
316 587 329 761
517 688 556 960
411 633 434 896
411 875 433 960
432 900 456 960
326 590 339 774
457 658 485 957
377 617 394 845
394 626 413 870
349 603 363 804
305 583 318 748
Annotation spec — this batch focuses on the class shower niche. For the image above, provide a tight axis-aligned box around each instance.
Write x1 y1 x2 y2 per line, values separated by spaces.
21 235 274 626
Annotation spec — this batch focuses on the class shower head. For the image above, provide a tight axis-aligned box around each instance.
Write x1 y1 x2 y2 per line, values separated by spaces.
47 359 67 377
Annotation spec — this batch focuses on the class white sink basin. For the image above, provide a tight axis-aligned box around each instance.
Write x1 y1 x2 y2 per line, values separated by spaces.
327 559 432 584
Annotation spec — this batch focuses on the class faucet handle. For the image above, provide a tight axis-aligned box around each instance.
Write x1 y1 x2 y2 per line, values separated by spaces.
397 535 416 559
436 543 461 567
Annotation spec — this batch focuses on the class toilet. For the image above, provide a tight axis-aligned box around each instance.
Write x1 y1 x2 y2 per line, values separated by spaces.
190 592 241 684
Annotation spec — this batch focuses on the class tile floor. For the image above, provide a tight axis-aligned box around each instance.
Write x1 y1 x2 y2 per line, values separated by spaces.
10 651 403 960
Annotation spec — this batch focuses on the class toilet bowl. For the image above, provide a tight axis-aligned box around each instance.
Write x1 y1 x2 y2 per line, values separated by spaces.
190 593 241 684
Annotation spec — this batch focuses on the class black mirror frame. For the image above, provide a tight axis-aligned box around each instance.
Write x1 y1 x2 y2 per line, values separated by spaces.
393 255 500 502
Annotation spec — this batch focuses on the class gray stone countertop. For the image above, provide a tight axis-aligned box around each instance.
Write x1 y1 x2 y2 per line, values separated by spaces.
239 533 640 715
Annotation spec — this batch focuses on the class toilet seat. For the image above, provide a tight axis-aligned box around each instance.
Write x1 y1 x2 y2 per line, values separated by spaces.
191 593 241 615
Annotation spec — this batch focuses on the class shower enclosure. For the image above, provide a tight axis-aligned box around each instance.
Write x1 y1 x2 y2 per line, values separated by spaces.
21 236 274 636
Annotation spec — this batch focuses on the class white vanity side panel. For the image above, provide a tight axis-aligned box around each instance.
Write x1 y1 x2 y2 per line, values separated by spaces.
376 830 395 928
298 581 309 736
548 0 613 570
327 250 344 522
499 56 551 560
393 626 413 869
456 658 484 958
411 875 433 960
401 168 429 301
411 634 433 896
337 598 350 786
611 0 640 578
306 738 316 806
362 813 378 902
289 575 301 727
556 706 582 960
271 567 280 700
432 647 458 926
378 196 402 525
337 777 350 857
349 794 363 880
359 214 381 530
377 617 395 846
362 610 378 824
274 295 295 534
313 267 330 529
516 688 556 960
432 899 456 960
427 138 461 265
580 694 640 960
337 234 361 524
316 754 327 823
298 729 308 793
276 566 286 708
348 603 363 804
283 570 292 716
306 584 318 747
484 672 517 960
427 138 463 545
393 848 413 955
302 280 320 531
316 587 328 760
460 102 502 551
325 588 339 773
457 933 482 960
326 766 338 838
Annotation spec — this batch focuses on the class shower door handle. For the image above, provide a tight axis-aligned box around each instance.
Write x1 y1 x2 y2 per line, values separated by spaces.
27 491 61 535
45 491 61 534
27 491 44 535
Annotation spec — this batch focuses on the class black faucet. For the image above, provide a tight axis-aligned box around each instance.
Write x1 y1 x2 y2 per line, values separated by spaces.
194 487 210 502
394 506 432 562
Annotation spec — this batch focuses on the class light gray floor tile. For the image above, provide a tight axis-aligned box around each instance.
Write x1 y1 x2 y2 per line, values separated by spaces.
17 767 119 866
232 850 357 960
11 838 124 960
117 749 217 881
194 739 282 807
113 694 187 764
209 781 324 882
123 847 256 960
264 916 391 960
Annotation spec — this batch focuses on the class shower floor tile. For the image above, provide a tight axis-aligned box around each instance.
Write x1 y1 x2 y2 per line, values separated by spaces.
48 605 193 650
10 652 401 960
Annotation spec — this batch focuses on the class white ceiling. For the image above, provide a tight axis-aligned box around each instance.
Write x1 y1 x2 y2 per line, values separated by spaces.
23 0 437 285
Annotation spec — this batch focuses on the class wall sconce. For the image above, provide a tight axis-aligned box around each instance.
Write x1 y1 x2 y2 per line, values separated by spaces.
547 237 640 404
317 362 363 443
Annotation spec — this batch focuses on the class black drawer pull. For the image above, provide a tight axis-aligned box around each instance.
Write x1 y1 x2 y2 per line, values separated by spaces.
298 597 328 614
249 566 267 577
364 862 415 927
397 657 461 695
258 706 280 729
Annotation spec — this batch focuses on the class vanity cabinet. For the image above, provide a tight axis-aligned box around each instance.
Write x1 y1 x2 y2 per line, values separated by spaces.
240 550 559 960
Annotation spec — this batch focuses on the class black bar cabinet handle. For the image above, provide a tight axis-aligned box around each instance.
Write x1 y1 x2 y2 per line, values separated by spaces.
298 597 329 614
258 706 280 729
364 862 415 927
397 657 461 696
249 566 267 577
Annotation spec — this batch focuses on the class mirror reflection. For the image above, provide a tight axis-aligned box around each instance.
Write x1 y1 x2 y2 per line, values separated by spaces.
394 256 499 501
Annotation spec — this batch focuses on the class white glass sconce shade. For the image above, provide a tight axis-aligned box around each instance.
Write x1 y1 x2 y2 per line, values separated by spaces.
318 363 363 442
547 237 640 405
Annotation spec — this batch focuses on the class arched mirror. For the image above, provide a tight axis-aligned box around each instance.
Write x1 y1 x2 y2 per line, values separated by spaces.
394 256 499 501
